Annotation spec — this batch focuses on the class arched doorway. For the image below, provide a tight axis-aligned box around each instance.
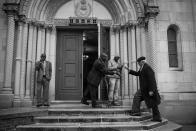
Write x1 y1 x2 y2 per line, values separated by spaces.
10 0 153 106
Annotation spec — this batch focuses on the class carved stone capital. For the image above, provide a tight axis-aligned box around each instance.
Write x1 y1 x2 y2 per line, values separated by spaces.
27 18 37 26
48 24 55 30
17 15 27 23
126 20 138 27
111 24 121 32
36 21 45 28
3 3 19 16
137 17 147 27
145 5 159 18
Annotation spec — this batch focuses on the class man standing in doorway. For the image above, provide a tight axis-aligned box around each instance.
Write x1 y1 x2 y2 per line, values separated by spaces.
125 56 162 122
107 56 122 106
35 53 52 107
81 53 117 108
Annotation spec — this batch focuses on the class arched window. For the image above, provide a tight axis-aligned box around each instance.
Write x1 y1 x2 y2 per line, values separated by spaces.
167 25 183 70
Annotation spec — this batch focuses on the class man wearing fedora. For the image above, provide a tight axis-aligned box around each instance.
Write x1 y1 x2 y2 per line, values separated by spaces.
126 56 162 122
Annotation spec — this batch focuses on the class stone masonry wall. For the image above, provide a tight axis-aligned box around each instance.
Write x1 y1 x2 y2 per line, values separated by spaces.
0 0 7 89
156 0 196 100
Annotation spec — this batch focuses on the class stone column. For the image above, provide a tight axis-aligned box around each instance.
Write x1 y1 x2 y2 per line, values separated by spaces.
126 21 138 99
1 3 18 94
49 26 56 101
0 3 18 108
41 24 46 53
123 27 129 99
119 26 129 103
140 24 147 57
115 27 120 56
24 20 34 106
45 25 52 59
13 17 24 107
130 25 138 94
135 25 141 58
145 6 159 73
127 24 133 99
36 22 44 61
110 26 116 59
31 23 38 105
20 20 29 104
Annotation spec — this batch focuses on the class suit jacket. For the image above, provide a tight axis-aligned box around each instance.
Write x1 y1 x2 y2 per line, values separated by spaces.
129 63 161 108
87 58 114 87
35 60 52 82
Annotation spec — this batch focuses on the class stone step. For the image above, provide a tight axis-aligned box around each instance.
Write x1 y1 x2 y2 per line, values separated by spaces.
17 119 168 131
34 112 152 123
48 108 137 115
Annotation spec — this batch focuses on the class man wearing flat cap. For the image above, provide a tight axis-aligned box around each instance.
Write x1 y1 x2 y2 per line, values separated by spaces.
126 56 162 122
35 53 52 107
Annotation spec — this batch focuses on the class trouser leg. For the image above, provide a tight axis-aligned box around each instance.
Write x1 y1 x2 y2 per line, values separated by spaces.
37 81 42 105
89 84 97 106
113 78 120 101
132 89 143 113
43 78 49 105
152 105 161 120
108 78 115 102
82 85 90 101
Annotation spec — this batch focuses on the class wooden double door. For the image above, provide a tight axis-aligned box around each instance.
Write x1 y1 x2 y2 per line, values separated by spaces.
55 27 110 100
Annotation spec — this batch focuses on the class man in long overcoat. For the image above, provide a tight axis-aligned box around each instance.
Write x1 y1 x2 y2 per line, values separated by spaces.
35 53 52 107
127 56 162 122
81 53 116 108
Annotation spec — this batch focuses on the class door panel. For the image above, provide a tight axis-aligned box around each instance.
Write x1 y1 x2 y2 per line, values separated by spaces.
99 25 110 100
56 30 82 100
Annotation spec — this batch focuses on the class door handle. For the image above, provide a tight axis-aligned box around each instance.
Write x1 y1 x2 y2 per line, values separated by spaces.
58 67 62 71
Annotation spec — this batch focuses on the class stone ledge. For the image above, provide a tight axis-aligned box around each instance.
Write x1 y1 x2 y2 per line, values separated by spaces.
0 107 48 130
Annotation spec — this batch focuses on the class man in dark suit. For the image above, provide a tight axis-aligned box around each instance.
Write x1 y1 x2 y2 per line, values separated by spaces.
35 53 52 107
81 53 116 108
126 56 162 122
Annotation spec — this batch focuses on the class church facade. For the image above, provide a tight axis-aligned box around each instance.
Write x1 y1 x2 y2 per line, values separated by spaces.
0 0 196 109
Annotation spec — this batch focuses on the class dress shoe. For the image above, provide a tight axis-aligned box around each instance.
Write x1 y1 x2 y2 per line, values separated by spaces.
92 104 102 108
151 118 162 122
130 112 141 116
107 101 113 107
112 102 121 106
81 99 89 105
43 104 49 107
36 104 42 107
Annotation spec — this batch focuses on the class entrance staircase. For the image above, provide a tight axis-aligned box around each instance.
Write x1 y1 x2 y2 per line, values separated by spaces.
17 101 182 131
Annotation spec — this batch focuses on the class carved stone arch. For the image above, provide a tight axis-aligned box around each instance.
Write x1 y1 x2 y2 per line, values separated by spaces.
44 0 73 22
18 0 32 16
96 0 121 24
35 0 49 20
18 0 145 24
44 0 122 24
132 0 145 18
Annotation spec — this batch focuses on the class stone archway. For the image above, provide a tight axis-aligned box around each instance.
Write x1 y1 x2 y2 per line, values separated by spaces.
0 0 160 107
16 0 144 103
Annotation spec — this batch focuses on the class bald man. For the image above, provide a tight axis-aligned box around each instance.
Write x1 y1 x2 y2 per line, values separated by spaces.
81 53 116 108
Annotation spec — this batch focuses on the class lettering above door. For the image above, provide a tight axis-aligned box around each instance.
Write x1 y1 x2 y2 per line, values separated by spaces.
69 17 97 25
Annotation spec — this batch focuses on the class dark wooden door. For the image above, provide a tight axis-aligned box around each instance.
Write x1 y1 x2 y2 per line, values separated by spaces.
99 25 110 100
56 30 82 100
